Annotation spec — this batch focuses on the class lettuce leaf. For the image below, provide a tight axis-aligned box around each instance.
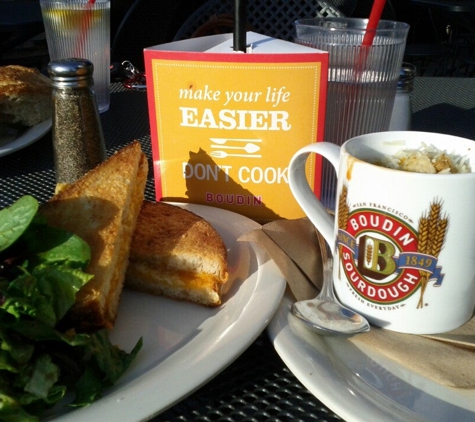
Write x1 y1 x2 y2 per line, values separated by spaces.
0 197 142 421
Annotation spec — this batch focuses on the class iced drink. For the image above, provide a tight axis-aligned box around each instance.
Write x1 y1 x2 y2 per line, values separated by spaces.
295 17 409 208
41 0 110 113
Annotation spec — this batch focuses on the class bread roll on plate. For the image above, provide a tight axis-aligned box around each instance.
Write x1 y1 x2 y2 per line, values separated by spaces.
0 65 52 127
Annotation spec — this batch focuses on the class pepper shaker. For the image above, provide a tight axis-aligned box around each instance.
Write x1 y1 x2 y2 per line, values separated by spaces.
48 58 107 189
389 62 416 131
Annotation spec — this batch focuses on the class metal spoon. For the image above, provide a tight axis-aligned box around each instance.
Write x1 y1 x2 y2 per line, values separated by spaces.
291 233 370 336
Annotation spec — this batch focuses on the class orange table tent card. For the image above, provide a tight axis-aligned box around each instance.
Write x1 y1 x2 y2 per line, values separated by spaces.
144 32 328 223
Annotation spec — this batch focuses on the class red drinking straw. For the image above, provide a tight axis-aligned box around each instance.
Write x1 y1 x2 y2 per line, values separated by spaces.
75 0 96 58
354 0 386 75
346 0 387 130
362 0 386 47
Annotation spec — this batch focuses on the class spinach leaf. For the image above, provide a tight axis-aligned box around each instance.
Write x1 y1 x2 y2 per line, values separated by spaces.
0 196 38 254
20 216 91 268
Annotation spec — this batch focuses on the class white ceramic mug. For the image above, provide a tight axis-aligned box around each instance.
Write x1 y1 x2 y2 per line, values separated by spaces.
289 131 475 334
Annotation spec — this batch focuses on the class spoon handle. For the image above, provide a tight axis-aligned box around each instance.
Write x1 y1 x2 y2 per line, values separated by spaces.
315 230 337 302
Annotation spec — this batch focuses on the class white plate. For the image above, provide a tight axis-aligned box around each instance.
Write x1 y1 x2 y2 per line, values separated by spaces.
268 292 475 422
0 118 52 157
49 203 286 421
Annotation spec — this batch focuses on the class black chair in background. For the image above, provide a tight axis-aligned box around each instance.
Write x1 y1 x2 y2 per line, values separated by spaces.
444 11 475 76
402 2 453 76
0 0 47 67
345 0 398 19
111 0 207 70
335 0 452 76
173 0 344 42
325 0 357 16
111 0 456 77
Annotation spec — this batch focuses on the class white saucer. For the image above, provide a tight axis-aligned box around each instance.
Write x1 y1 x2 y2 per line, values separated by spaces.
268 291 475 422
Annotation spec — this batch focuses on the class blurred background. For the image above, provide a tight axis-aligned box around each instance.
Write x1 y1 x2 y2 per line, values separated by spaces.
1 0 474 77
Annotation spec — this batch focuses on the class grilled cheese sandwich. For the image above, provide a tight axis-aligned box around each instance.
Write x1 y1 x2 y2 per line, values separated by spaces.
125 201 229 307
40 141 148 331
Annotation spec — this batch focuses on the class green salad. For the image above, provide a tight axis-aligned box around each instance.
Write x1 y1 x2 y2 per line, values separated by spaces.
0 196 142 422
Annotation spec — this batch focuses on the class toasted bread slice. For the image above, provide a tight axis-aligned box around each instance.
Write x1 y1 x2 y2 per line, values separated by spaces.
40 141 148 331
125 201 229 307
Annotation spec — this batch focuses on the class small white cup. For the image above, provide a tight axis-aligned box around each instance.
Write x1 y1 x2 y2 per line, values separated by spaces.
289 131 475 334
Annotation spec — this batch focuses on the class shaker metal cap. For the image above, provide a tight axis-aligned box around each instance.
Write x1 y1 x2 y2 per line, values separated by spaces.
48 58 94 86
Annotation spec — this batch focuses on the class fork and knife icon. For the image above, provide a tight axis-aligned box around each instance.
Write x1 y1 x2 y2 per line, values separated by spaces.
209 138 262 159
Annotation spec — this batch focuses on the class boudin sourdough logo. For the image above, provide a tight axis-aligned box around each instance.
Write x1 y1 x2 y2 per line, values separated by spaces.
337 186 448 308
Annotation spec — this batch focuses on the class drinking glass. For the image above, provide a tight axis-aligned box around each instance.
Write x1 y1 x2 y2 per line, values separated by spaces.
294 17 409 208
40 0 110 113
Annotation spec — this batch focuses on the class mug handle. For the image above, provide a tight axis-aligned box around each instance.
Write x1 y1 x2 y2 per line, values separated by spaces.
288 142 341 251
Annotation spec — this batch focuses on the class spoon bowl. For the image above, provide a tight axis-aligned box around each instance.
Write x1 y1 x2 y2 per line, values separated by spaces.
291 233 370 336
291 293 370 335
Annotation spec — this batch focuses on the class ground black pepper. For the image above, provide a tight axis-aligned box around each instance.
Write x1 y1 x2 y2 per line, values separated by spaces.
48 59 106 187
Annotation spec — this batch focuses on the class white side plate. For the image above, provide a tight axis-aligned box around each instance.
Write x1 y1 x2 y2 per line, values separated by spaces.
0 118 52 157
48 203 286 421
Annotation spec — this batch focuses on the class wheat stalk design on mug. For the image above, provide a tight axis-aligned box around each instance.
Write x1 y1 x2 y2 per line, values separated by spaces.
337 185 349 278
417 201 448 309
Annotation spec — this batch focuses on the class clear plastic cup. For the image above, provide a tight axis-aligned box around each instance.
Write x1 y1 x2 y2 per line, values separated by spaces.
40 0 110 113
294 17 409 208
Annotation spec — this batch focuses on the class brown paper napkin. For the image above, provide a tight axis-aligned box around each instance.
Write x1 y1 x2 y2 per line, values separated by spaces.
240 218 475 389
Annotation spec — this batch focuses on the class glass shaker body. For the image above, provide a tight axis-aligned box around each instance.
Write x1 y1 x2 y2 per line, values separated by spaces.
48 58 106 187
389 63 416 131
